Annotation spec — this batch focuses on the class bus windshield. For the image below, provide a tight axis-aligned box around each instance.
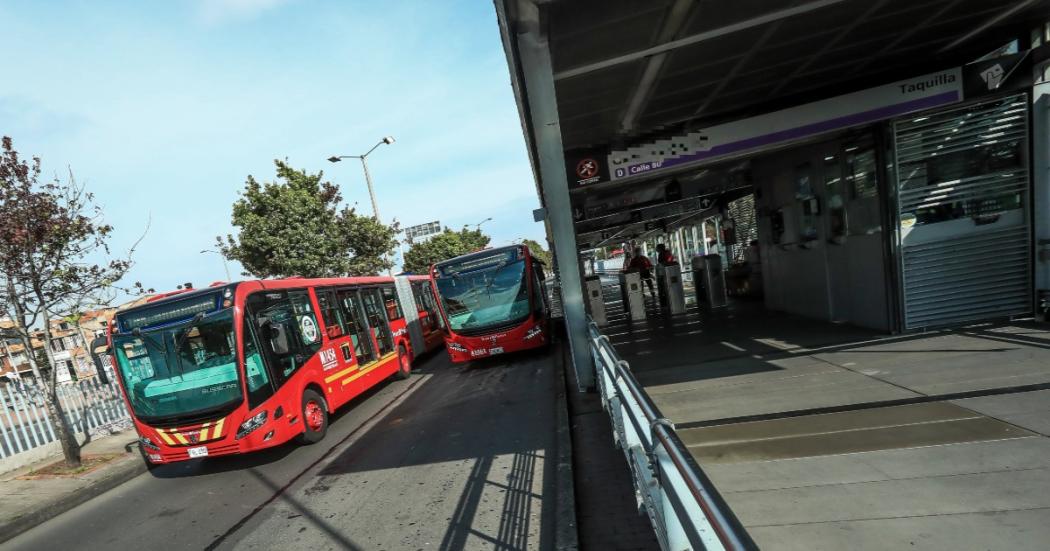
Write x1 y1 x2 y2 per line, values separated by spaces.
435 254 531 333
112 309 242 421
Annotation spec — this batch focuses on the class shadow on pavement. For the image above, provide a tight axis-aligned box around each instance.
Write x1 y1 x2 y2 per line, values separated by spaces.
147 377 402 479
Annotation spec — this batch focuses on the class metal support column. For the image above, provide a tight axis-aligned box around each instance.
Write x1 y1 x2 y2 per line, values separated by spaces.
702 220 710 255
681 228 688 259
511 0 595 390
1034 51 1050 312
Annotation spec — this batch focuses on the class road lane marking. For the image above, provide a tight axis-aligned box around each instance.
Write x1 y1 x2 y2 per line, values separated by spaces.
721 341 746 352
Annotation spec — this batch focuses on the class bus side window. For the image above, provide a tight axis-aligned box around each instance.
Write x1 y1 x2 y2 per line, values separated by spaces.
425 284 446 330
412 283 432 330
289 291 322 357
412 284 424 312
316 290 347 339
243 315 274 410
533 265 547 316
382 286 403 321
247 290 321 387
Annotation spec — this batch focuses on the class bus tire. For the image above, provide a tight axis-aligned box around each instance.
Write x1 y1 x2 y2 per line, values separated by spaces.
393 344 411 380
297 389 328 444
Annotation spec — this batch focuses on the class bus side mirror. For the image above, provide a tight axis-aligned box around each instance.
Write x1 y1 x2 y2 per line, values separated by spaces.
89 336 111 385
261 320 291 355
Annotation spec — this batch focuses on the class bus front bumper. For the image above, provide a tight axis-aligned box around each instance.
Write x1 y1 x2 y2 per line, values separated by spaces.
446 323 548 363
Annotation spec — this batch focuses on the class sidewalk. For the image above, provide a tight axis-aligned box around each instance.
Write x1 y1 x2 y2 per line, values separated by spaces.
0 431 145 544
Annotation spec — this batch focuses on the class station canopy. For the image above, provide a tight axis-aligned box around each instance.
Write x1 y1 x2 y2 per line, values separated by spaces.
501 0 1050 249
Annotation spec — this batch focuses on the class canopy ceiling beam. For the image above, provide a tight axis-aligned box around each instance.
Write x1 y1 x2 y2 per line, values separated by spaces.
553 0 851 81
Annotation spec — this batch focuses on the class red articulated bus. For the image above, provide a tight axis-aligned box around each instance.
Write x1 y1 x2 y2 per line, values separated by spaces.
109 276 435 467
430 244 551 363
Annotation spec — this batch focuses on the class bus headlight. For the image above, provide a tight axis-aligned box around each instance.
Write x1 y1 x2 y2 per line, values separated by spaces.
524 326 543 340
140 436 160 450
448 342 467 352
236 411 268 440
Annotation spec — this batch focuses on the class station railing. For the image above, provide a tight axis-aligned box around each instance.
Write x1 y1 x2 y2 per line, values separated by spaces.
587 320 756 551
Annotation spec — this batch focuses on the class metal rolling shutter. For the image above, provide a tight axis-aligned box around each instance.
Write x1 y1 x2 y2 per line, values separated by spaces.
894 94 1031 329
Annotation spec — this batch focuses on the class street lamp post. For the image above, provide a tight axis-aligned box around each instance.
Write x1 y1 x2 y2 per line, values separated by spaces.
200 250 232 281
328 136 395 221
469 217 493 231
329 136 396 275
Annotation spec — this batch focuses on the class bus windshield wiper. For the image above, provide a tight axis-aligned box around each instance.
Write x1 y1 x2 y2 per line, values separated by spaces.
172 312 206 377
131 328 164 354
175 312 205 352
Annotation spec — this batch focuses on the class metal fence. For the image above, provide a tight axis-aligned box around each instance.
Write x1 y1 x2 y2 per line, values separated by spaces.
587 321 756 551
0 377 131 461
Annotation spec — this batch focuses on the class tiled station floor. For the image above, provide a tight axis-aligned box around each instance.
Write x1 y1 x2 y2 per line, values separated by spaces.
598 277 1050 550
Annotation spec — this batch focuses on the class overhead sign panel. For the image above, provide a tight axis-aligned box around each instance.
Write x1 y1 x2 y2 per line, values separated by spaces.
405 220 442 244
607 67 964 182
564 147 610 187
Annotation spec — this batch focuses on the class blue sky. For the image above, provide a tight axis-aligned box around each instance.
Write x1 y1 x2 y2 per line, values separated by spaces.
1 0 544 294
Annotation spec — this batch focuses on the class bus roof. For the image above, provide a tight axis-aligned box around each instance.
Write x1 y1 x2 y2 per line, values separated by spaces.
433 244 524 269
121 275 403 313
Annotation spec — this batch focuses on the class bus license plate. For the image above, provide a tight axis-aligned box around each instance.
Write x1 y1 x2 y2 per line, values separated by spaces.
489 347 504 355
187 446 209 458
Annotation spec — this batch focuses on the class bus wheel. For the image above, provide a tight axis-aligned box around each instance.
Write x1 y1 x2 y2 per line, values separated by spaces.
393 344 411 380
297 389 328 444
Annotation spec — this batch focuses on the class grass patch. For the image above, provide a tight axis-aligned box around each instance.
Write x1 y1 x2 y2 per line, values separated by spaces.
20 454 122 479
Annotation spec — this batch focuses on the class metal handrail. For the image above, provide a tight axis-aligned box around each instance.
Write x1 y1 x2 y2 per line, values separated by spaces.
587 320 756 551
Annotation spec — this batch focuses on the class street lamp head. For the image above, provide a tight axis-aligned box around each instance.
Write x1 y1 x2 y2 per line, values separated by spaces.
327 156 342 163
382 136 395 145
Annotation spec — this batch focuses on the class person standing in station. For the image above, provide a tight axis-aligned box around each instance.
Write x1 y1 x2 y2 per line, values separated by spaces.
624 247 656 298
655 243 676 265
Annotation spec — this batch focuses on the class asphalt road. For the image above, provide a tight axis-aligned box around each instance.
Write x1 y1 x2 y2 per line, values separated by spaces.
1 349 560 551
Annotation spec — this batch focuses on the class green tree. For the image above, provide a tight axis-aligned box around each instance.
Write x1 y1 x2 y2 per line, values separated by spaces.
520 238 552 267
0 136 136 467
402 228 490 274
217 160 399 277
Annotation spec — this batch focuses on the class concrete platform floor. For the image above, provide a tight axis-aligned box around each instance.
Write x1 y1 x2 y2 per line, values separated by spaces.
597 282 1050 549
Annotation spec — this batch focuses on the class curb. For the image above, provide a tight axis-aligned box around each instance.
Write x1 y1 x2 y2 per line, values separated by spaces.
553 339 580 551
0 453 147 545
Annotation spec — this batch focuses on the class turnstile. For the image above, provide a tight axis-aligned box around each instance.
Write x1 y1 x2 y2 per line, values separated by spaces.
619 272 647 320
691 254 727 308
585 275 607 326
656 263 686 314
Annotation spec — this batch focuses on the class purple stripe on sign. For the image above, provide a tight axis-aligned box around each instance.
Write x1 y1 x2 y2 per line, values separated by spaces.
618 90 960 178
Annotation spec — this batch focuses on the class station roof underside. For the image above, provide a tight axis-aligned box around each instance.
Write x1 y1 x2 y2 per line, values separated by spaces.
501 0 1050 249
547 0 1048 152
